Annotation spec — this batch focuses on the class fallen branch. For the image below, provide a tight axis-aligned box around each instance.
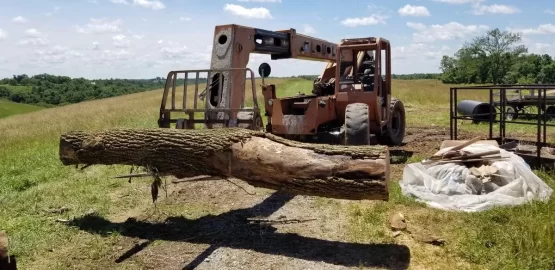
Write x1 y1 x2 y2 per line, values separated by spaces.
247 218 318 225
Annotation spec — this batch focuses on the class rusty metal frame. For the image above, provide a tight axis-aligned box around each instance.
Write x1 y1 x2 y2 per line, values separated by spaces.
158 67 259 129
156 23 399 144
331 37 392 132
449 84 555 168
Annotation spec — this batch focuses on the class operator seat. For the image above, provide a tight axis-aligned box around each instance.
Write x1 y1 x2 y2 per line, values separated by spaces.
361 68 374 92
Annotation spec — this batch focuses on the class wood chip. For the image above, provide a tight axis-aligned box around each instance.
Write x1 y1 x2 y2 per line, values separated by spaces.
0 231 8 259
389 212 407 231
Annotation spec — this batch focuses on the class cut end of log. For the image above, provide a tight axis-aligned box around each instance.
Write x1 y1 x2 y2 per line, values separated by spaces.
59 137 79 166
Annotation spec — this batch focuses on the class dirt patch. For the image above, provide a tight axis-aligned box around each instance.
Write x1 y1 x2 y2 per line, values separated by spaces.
57 126 479 270
64 178 412 269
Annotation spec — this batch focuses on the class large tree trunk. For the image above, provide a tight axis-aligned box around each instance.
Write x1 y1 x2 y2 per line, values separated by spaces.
59 128 390 200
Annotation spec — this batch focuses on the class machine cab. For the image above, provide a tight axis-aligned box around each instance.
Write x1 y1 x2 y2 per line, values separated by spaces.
337 50 377 93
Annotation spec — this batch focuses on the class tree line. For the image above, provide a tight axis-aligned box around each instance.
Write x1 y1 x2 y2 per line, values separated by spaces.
291 74 441 81
0 72 444 108
0 74 210 107
440 28 555 84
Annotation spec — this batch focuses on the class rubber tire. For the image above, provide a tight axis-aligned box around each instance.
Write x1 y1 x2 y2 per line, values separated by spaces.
380 98 406 146
506 107 518 121
237 108 263 130
546 106 555 122
344 103 370 145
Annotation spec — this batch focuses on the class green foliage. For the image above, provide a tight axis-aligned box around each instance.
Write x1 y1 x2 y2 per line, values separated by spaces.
0 99 44 118
0 74 170 107
440 28 554 85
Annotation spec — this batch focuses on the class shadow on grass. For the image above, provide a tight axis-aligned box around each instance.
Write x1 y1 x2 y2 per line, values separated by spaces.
66 192 411 269
390 149 414 164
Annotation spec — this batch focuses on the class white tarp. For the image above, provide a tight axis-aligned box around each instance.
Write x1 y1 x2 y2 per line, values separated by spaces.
399 143 553 212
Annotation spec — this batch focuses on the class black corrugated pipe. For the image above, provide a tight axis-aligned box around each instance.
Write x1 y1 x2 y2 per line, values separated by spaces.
457 100 497 124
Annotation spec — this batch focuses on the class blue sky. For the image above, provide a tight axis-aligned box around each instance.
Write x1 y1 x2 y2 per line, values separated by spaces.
0 0 554 79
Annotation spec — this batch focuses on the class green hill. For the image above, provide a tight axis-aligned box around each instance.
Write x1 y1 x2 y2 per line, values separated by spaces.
0 99 43 118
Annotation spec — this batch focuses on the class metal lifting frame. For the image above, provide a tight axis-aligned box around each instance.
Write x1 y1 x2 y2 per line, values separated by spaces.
449 84 555 167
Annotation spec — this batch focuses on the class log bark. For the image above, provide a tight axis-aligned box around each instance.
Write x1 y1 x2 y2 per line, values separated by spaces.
59 128 390 200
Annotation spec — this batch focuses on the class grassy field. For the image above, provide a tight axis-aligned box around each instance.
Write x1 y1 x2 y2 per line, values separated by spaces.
0 84 32 93
0 78 554 269
0 99 43 118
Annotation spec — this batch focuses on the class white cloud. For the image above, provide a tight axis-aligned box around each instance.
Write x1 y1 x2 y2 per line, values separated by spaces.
398 5 430 16
394 43 452 61
393 43 426 60
157 40 210 64
302 24 316 35
12 16 28 23
133 0 165 10
76 18 123 34
45 7 61 17
92 42 100 50
18 37 50 46
25 29 42 37
509 24 555 35
432 0 483 4
179 16 192 21
224 4 272 19
473 4 520 15
110 0 165 10
340 14 387 27
99 49 134 62
520 37 555 55
112 34 130 48
407 21 489 42
158 40 188 59
433 0 519 15
237 0 281 2
391 43 454 73
33 45 83 64
406 22 427 31
0 29 6 40
126 30 144 39
533 43 552 54
546 9 555 15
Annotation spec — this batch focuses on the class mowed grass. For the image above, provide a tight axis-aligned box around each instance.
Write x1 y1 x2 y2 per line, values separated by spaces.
0 78 554 269
0 99 44 118
0 84 32 93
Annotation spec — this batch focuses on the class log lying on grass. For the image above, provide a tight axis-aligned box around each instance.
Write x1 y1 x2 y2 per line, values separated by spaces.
59 128 390 200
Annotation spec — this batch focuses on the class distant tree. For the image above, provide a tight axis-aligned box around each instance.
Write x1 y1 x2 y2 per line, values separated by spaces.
538 63 555 83
470 28 527 84
0 86 10 98
437 28 555 85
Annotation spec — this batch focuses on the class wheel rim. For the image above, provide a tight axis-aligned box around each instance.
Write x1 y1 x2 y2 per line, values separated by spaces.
390 109 401 138
506 107 515 121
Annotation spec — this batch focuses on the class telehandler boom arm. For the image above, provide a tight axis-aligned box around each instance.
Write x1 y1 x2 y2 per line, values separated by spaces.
159 24 340 128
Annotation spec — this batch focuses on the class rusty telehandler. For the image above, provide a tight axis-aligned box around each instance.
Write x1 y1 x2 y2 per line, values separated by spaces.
158 24 406 146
